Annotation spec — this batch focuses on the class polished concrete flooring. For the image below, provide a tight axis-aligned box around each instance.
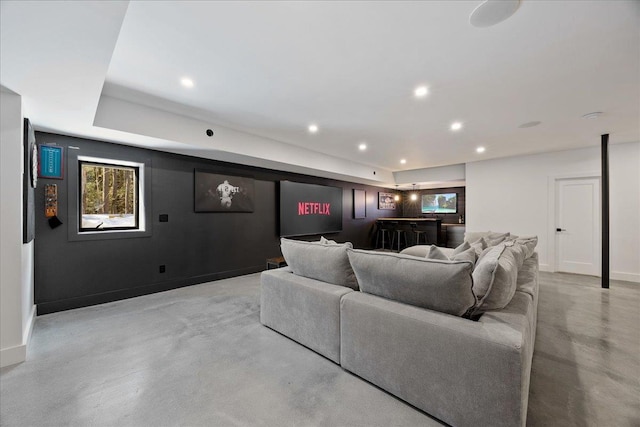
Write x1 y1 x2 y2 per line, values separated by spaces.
1 272 638 426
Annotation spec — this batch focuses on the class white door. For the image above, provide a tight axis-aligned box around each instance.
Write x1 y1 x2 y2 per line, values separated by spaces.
555 177 600 276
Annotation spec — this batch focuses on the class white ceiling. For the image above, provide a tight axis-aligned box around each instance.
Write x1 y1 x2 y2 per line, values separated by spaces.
1 1 639 187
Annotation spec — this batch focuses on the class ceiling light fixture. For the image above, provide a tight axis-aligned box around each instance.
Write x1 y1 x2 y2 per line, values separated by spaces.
358 143 367 151
308 124 319 133
410 184 418 201
414 86 429 98
394 185 400 201
180 77 194 88
470 0 521 28
476 146 486 153
582 112 603 120
450 122 463 131
400 159 407 164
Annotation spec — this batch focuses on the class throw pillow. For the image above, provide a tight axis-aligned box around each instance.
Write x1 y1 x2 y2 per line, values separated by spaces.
471 244 505 305
472 243 520 314
347 249 476 317
452 240 471 256
399 245 430 258
319 236 337 245
280 238 358 290
426 245 450 261
470 237 488 256
515 236 538 259
486 235 507 246
450 246 478 267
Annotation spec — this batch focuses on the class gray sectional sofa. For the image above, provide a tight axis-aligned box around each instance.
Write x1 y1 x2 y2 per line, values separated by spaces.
260 234 539 427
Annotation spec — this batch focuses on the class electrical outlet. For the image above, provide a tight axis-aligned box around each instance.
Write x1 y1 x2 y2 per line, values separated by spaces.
159 265 166 273
159 214 169 222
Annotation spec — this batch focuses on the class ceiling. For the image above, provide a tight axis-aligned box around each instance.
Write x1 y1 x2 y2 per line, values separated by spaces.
1 1 639 187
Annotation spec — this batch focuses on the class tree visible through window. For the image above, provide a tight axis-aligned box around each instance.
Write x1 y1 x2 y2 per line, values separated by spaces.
80 161 138 231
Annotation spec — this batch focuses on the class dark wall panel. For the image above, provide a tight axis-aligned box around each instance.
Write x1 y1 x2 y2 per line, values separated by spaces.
34 132 400 314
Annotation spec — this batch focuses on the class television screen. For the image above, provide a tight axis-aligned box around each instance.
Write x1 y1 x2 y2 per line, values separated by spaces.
280 181 343 237
421 193 457 214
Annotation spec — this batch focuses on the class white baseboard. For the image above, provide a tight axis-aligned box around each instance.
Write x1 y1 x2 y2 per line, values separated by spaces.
0 343 26 368
0 305 36 368
611 271 640 283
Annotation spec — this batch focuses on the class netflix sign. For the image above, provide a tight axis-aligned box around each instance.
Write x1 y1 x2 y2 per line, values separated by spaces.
279 181 343 237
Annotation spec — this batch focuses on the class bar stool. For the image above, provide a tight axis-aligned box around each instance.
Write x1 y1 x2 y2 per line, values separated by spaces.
390 221 407 252
410 222 428 246
375 220 390 250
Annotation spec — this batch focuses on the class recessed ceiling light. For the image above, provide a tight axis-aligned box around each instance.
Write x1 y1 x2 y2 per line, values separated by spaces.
358 143 367 151
476 146 486 153
518 121 541 128
414 86 429 98
180 77 194 88
582 112 603 120
308 124 319 133
450 122 463 131
400 159 407 164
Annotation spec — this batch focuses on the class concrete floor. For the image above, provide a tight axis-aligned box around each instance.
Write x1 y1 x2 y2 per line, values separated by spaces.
1 272 638 426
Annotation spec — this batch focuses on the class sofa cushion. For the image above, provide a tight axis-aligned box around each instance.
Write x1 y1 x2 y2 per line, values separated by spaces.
347 249 476 317
280 238 358 290
426 245 450 260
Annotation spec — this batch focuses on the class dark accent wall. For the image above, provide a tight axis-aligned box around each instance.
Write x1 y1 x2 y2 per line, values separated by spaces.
401 186 466 224
34 132 401 314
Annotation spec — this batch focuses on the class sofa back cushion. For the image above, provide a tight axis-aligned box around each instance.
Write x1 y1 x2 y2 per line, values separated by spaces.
347 249 476 317
280 238 359 290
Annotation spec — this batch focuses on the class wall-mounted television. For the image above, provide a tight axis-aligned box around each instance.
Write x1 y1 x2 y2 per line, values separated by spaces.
421 193 457 214
279 181 343 237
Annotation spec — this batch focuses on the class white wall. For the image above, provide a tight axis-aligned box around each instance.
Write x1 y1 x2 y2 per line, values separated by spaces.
1 87 35 367
466 142 640 282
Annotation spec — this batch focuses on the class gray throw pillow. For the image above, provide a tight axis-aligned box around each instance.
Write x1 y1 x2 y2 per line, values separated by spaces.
452 240 471 256
426 245 450 260
515 236 538 259
347 249 476 317
319 236 337 245
472 243 520 314
471 244 504 305
450 246 478 267
471 237 488 256
280 238 358 290
486 235 506 246
399 245 430 258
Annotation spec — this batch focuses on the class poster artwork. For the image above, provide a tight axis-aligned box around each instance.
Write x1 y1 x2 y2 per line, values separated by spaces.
194 171 255 212
378 192 396 210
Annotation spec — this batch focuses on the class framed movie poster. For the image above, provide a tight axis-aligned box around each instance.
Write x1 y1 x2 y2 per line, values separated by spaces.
194 170 255 212
378 192 396 210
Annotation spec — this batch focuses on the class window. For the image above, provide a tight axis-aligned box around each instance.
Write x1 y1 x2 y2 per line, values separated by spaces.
78 157 144 232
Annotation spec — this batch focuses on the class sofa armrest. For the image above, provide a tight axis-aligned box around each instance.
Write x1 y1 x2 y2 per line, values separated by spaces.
260 269 353 363
340 291 535 427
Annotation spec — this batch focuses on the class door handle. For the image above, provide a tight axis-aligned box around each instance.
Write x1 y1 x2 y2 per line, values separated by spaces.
556 228 566 232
